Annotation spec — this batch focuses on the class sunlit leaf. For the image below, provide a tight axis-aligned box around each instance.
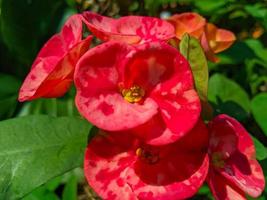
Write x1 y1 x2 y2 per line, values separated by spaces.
0 115 91 200
208 74 250 121
180 34 209 103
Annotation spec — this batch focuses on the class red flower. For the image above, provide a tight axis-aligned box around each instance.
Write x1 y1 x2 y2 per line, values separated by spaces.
74 41 201 145
84 120 209 200
207 114 265 200
18 14 93 102
82 12 175 44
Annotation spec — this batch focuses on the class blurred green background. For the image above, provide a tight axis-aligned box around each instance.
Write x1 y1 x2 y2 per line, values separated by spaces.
0 0 266 199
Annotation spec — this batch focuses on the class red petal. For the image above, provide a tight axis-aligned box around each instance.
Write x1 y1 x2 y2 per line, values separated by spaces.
82 12 175 44
127 122 209 200
208 114 239 159
74 42 158 131
84 131 138 200
209 114 265 197
120 42 200 141
116 16 175 42
207 169 246 200
19 14 92 101
147 45 201 135
131 114 175 146
126 152 209 200
153 89 201 138
122 42 187 91
85 128 209 200
213 115 265 197
175 119 209 151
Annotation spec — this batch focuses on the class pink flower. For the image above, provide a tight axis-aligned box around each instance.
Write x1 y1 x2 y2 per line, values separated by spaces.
84 120 209 200
82 12 175 44
18 14 93 102
74 41 201 145
207 114 265 200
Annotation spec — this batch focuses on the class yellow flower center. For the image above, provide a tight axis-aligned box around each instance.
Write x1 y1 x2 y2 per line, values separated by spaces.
136 147 159 165
211 152 225 168
121 85 145 103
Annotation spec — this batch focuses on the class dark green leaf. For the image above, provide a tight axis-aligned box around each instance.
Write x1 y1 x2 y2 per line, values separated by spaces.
0 115 91 200
22 188 60 200
0 0 64 65
0 73 21 119
218 41 255 65
0 73 21 97
251 93 267 136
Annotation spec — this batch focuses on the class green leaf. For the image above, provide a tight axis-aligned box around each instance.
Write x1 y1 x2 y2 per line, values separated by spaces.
217 41 255 65
22 188 60 200
0 73 21 119
244 39 267 64
0 73 21 97
251 93 267 136
252 137 267 161
17 98 79 117
208 74 250 121
194 0 227 14
0 115 91 200
62 175 78 200
180 34 209 102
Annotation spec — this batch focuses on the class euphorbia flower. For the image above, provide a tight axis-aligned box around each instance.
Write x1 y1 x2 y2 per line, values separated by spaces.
74 41 201 145
167 12 206 40
200 23 236 62
207 114 265 200
168 12 236 62
18 14 93 102
84 120 209 200
82 11 175 44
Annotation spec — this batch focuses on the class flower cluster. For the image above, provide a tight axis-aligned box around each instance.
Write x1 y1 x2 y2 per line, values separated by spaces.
19 11 265 200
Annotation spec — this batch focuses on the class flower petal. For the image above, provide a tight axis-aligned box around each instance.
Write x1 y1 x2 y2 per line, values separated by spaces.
213 115 265 197
175 119 209 151
82 11 140 44
74 41 158 131
206 23 236 53
82 12 175 44
84 130 138 200
116 16 175 42
126 151 209 200
19 14 92 101
153 89 201 137
131 114 175 146
200 30 219 63
122 42 186 91
126 122 209 200
168 12 206 40
208 114 239 159
207 169 246 200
